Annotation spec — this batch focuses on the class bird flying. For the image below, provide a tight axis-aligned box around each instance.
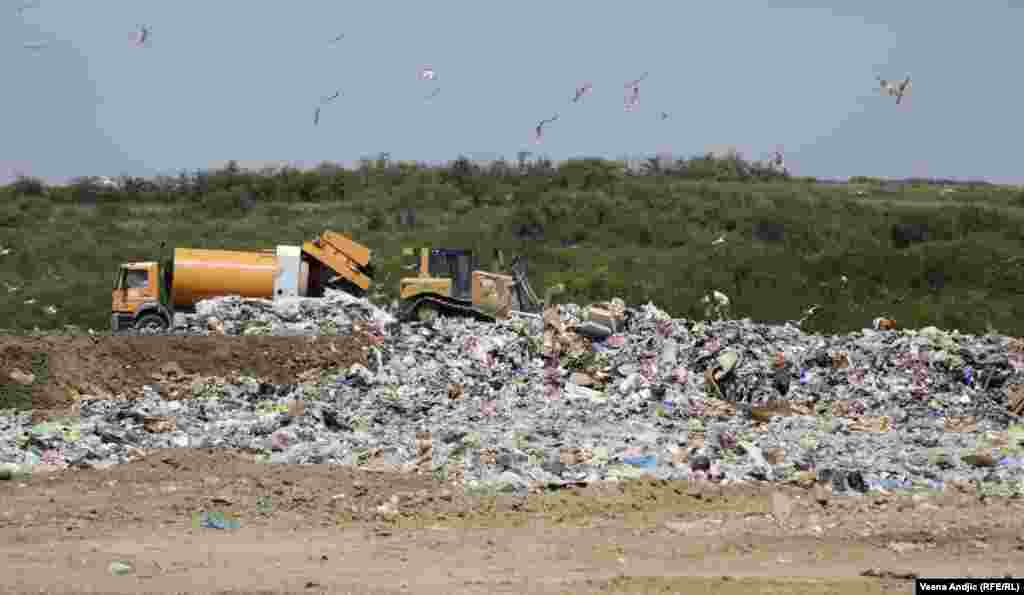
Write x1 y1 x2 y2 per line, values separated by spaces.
133 24 151 47
623 73 647 111
658 111 669 120
313 106 321 126
322 90 342 103
329 33 345 43
877 75 911 104
571 82 592 103
534 114 559 144
624 72 649 88
624 90 639 111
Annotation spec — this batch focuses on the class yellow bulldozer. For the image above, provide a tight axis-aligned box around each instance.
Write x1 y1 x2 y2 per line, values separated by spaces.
398 246 557 323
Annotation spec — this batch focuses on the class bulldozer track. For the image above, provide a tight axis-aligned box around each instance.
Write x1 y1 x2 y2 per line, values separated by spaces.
402 296 497 323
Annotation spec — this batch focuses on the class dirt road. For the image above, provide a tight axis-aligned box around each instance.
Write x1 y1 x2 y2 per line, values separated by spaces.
2 449 1021 594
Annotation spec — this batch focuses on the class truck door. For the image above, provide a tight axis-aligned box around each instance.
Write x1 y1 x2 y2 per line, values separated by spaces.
113 267 151 312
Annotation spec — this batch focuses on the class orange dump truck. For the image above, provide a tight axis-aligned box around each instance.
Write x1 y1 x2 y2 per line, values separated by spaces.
111 231 374 332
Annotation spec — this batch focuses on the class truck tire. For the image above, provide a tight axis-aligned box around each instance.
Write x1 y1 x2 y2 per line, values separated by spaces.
134 313 168 332
412 300 440 323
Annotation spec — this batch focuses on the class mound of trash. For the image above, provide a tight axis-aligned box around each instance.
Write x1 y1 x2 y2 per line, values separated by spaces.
3 292 1024 498
177 289 396 336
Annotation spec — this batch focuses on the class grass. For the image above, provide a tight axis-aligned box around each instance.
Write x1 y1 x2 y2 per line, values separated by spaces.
1 156 1023 336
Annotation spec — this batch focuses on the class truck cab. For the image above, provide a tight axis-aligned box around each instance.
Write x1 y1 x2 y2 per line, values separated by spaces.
111 261 173 332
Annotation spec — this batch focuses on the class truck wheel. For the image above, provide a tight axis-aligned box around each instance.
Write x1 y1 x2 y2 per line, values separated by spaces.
134 313 168 332
413 301 440 323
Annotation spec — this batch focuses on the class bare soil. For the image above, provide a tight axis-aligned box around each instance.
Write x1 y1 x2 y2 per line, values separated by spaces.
1 449 1022 594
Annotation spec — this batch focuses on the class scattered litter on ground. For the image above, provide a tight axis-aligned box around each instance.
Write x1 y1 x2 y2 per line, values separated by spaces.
107 561 134 576
195 510 241 530
859 568 918 580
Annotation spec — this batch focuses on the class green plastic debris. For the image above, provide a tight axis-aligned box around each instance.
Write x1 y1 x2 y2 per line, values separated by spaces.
716 350 740 375
255 495 273 514
29 422 58 435
1009 425 1024 447
606 464 645 480
255 401 289 416
799 434 819 450
108 561 134 576
24 421 81 443
0 463 22 480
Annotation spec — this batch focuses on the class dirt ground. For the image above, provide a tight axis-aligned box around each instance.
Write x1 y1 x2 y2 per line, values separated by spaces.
0 334 371 413
1 449 1022 594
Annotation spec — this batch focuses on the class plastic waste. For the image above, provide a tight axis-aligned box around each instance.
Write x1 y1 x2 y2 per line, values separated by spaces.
963 366 975 386
108 561 134 576
564 383 605 402
573 321 613 339
622 454 657 470
197 511 240 530
0 463 22 480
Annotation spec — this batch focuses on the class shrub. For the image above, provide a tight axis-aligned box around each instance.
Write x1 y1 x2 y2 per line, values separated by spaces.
10 175 46 197
200 188 250 218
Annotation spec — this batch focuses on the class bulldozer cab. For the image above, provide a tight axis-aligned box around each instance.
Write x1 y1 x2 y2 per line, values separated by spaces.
401 246 475 299
424 248 477 301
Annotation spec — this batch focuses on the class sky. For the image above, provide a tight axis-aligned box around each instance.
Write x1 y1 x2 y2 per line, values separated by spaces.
2 0 1022 185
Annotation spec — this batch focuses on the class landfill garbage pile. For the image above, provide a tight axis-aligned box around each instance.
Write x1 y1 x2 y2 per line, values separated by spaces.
3 293 1024 499
173 289 396 336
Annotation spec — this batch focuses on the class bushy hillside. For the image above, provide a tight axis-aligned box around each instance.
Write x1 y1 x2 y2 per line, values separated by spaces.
2 154 1023 335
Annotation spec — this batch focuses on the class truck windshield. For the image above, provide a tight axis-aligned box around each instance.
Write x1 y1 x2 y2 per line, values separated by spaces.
125 269 149 289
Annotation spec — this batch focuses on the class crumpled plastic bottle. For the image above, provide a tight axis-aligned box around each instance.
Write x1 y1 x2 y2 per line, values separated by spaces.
963 366 975 386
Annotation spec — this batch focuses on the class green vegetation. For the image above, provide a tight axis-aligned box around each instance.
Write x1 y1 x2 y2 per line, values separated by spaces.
2 154 1023 336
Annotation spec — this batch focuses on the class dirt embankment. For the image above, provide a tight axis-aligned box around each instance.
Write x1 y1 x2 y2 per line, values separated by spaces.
0 334 370 414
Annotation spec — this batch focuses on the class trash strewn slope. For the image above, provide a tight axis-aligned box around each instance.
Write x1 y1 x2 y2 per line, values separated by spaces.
3 290 1023 498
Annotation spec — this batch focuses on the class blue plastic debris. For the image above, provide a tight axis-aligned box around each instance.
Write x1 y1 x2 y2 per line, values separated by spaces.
197 511 240 530
963 366 975 386
622 454 657 470
871 477 914 492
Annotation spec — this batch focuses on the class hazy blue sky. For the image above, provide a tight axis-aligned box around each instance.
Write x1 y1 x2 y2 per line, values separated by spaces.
3 1 1022 184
